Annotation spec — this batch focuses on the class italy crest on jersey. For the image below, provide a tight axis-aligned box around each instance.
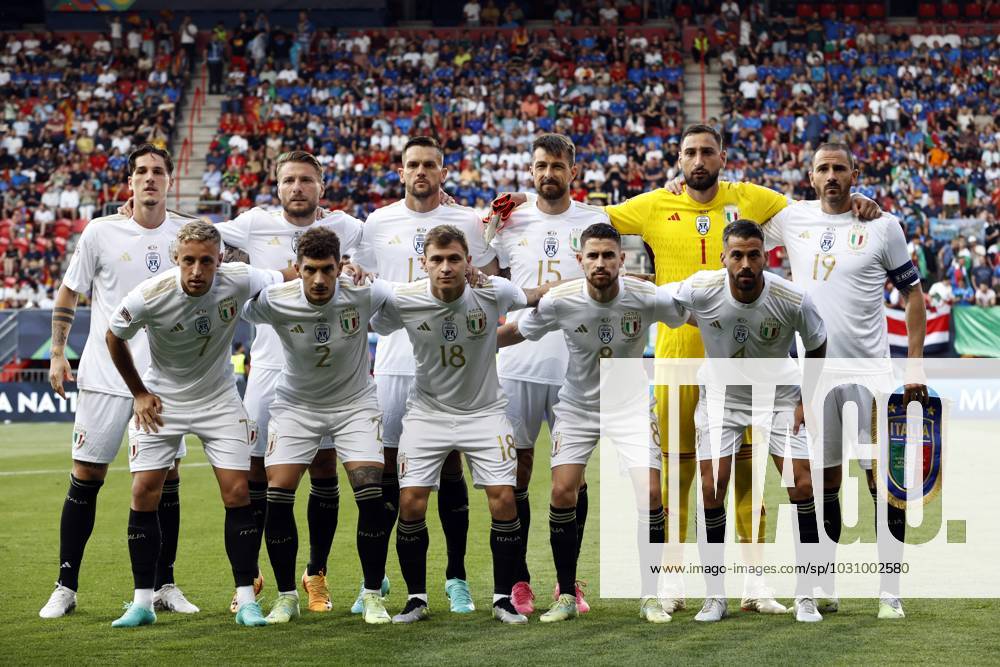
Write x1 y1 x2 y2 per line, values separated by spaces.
723 205 740 224
291 230 303 253
759 318 781 341
599 324 614 344
848 223 868 250
145 251 161 272
413 229 426 254
820 229 836 252
442 316 458 342
315 322 331 343
72 428 86 449
570 228 583 252
466 307 487 336
218 297 237 322
696 215 711 236
733 323 749 343
339 307 360 335
195 316 211 335
543 234 559 258
621 311 642 339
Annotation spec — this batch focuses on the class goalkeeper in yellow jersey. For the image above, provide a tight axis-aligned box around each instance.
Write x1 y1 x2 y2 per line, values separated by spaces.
488 123 880 614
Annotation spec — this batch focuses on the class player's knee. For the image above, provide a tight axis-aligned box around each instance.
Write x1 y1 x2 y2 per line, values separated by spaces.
72 460 109 482
486 486 516 519
218 476 250 508
308 450 338 479
166 460 181 481
398 491 428 520
550 482 577 508
516 449 534 486
823 465 842 490
131 475 164 510
789 476 814 502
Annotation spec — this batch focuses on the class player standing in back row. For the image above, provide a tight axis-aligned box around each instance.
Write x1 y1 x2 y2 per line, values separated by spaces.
40 145 198 619
352 136 500 613
490 133 608 614
762 143 927 619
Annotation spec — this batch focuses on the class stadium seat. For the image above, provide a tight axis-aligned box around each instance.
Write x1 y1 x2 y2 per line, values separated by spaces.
941 1 960 18
819 2 838 18
917 2 937 19
990 2 1000 18
843 3 862 18
674 3 692 20
796 2 814 19
865 2 886 19
965 2 982 19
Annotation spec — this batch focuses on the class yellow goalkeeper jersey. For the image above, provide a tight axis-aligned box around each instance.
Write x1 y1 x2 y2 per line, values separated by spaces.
606 181 787 358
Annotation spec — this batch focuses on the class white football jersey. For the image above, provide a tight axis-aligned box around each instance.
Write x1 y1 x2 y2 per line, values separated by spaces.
764 201 916 368
242 276 391 408
353 200 496 377
373 277 526 415
215 206 363 370
108 263 281 404
671 268 827 409
62 212 187 397
517 277 687 411
491 200 608 385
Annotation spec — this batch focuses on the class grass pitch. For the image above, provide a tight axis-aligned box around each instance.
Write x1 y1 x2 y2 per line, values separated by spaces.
0 422 994 665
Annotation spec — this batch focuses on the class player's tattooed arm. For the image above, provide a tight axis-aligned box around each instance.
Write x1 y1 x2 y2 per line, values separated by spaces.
346 465 383 489
49 285 80 398
222 245 250 264
496 321 525 348
106 330 163 432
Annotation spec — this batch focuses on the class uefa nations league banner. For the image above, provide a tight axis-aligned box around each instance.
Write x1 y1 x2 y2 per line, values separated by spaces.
0 382 79 423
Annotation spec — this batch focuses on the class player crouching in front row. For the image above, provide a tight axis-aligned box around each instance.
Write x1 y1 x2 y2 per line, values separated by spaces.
241 228 394 625
105 221 291 627
373 225 556 624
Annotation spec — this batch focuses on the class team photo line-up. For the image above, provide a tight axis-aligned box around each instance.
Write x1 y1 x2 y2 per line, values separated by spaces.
38 123 926 628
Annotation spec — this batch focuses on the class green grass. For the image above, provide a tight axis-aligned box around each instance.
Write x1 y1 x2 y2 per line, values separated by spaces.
0 422 995 665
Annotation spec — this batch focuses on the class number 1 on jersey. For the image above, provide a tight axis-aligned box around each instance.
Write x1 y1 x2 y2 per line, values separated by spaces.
700 238 706 264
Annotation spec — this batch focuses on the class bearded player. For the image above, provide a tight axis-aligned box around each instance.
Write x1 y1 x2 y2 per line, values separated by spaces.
490 133 609 614
762 143 927 619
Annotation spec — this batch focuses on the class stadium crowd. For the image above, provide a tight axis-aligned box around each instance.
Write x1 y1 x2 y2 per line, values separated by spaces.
0 26 189 308
709 10 1000 299
2 5 999 315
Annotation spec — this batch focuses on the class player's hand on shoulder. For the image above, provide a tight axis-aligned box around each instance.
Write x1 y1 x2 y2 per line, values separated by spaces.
466 264 490 288
850 192 882 221
342 261 372 285
133 391 164 434
315 207 333 219
661 175 685 196
438 188 456 206
118 197 135 218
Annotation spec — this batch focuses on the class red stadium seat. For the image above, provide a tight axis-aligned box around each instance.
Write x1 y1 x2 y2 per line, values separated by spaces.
53 237 67 254
843 3 862 18
865 2 886 19
965 2 982 19
917 2 936 19
72 218 88 234
674 3 692 20
990 2 1000 18
941 1 960 18
819 2 838 18
34 238 47 253
4 276 16 288
797 3 814 19
53 224 72 240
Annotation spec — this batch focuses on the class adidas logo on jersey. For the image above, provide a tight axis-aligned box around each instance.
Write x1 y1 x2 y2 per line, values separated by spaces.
170 322 185 333
289 324 305 334
709 320 722 329
518 238 528 247
799 231 811 239
417 322 431 332
268 236 282 245
575 324 589 334
668 212 681 221
388 236 402 245
120 252 132 261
